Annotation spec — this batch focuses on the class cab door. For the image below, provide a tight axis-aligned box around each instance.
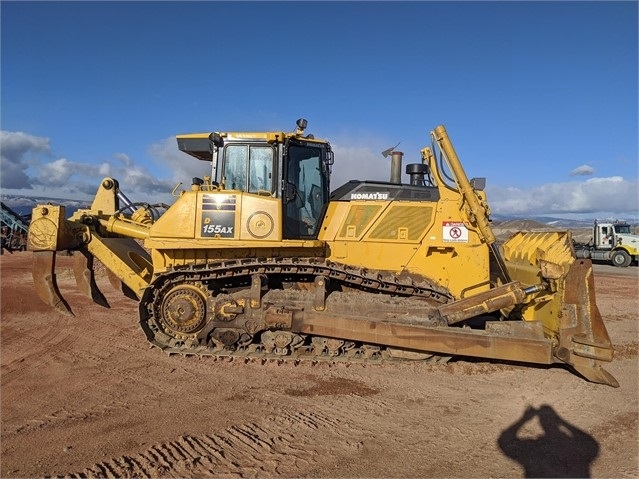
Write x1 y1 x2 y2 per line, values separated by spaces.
283 140 330 239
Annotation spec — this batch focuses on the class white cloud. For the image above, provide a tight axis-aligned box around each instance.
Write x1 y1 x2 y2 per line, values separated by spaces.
570 164 595 176
37 158 74 186
148 136 211 186
98 162 111 176
487 176 639 216
114 153 134 168
0 130 178 203
119 168 175 196
330 143 389 188
0 131 52 189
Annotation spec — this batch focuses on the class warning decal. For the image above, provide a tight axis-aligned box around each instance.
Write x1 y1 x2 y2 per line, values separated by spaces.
442 221 468 243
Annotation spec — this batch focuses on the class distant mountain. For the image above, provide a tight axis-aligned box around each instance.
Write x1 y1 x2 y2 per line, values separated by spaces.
490 214 637 229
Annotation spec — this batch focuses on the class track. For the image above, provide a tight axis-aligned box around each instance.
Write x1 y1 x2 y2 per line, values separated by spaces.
139 257 453 361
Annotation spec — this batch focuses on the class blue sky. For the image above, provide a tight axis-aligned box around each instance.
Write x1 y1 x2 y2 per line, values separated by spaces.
1 1 637 219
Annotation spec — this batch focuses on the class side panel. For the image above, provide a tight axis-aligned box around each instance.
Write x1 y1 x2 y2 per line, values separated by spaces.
145 189 312 272
195 191 283 242
150 192 197 238
321 200 419 270
412 240 490 298
321 199 491 298
151 190 283 242
238 194 282 241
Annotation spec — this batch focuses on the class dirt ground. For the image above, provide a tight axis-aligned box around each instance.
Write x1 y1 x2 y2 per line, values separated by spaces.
1 251 637 478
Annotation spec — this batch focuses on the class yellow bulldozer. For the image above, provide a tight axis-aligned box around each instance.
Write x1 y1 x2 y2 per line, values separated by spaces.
27 120 618 386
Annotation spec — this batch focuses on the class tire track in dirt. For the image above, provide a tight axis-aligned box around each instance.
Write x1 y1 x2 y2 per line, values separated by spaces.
50 391 388 478
54 412 332 478
0 324 79 386
1 314 145 439
0 315 140 388
5 400 131 436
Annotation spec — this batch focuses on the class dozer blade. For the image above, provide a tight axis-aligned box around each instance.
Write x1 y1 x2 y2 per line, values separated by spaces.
557 259 619 387
501 231 618 387
73 249 110 308
32 250 74 317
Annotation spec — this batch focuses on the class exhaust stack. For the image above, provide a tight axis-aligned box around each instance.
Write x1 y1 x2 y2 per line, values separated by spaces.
390 151 403 184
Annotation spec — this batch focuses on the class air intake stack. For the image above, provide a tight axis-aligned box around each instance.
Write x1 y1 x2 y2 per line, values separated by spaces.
406 163 429 186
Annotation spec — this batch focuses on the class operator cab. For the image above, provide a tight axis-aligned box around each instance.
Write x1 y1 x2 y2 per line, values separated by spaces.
177 119 333 240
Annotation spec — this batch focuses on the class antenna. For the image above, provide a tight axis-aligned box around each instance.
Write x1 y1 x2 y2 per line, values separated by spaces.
381 142 401 158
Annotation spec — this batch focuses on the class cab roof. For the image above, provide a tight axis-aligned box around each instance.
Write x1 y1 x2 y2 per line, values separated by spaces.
176 130 328 161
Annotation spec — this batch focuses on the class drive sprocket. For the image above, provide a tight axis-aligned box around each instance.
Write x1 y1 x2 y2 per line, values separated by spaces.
158 283 208 338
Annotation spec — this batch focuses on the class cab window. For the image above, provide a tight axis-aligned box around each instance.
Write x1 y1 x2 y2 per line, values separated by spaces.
223 145 273 193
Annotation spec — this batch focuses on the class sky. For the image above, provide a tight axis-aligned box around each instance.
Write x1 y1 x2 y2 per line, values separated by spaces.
1 1 637 220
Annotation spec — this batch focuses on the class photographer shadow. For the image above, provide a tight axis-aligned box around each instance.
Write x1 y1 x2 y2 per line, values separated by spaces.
498 404 599 478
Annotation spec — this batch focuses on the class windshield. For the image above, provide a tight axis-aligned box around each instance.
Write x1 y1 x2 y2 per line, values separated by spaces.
614 224 632 234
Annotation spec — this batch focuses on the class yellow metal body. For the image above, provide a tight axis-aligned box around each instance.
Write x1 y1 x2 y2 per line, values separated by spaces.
26 122 618 386
320 198 490 298
144 189 324 270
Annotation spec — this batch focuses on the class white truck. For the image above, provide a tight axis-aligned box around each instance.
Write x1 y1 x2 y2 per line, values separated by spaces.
573 220 639 267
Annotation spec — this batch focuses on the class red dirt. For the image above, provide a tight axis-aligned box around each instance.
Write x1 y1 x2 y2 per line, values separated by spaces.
1 252 637 478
